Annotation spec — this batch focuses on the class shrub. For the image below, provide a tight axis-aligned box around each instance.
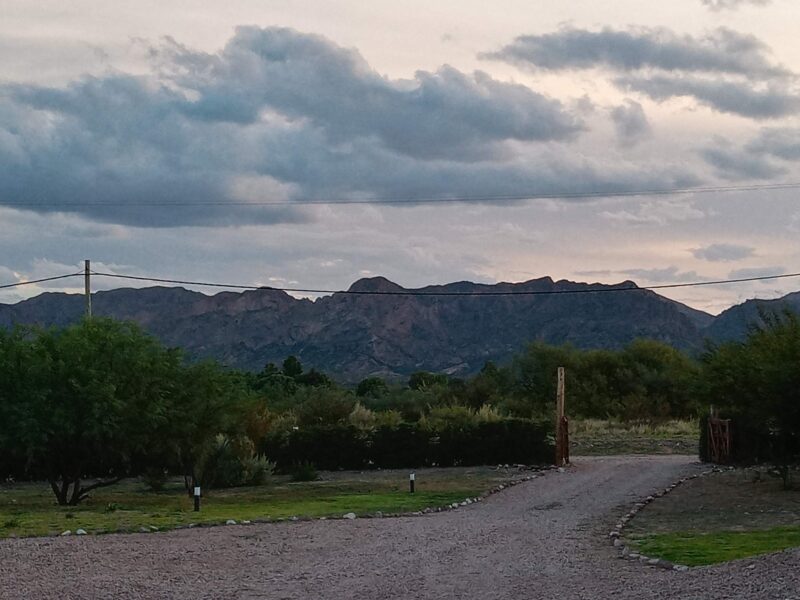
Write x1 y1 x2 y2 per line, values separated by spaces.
141 468 169 492
290 461 319 482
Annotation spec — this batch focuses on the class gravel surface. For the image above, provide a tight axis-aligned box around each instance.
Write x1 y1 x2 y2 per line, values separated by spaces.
2 455 798 599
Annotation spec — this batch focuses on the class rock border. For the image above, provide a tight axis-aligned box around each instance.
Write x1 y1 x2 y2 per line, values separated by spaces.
53 464 556 538
608 465 734 572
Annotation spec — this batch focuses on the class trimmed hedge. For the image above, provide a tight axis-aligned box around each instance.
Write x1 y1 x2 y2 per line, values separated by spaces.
263 418 553 471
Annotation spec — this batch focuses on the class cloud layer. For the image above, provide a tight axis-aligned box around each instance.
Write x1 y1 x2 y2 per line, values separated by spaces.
0 26 707 227
487 25 798 120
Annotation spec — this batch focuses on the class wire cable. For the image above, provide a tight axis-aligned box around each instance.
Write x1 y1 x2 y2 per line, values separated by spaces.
90 270 800 297
3 181 800 208
0 272 83 290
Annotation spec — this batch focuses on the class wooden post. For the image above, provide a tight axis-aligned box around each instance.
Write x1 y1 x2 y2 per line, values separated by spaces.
84 259 92 318
555 367 566 466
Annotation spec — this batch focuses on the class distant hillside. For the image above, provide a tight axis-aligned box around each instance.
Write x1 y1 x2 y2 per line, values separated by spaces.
703 291 800 343
0 276 796 380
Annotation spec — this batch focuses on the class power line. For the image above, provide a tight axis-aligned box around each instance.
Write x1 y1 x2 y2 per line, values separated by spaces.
90 270 800 297
0 272 83 290
3 181 800 208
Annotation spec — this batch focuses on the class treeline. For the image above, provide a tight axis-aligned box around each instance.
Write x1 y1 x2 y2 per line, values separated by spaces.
698 311 800 476
1 311 797 503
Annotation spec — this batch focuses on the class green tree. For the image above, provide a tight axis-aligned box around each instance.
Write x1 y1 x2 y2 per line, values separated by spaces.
356 377 389 399
0 319 181 505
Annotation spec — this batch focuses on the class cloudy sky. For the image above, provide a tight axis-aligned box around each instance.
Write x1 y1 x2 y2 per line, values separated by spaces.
1 0 798 314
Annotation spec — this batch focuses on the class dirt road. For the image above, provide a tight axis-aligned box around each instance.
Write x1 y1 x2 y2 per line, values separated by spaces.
1 456 797 599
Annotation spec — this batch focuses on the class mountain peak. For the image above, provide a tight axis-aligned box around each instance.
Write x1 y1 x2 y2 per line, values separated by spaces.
347 276 405 293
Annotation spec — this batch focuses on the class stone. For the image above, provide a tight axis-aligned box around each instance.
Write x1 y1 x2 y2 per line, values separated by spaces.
76 529 87 536
149 526 159 531
139 527 150 533
242 520 251 525
674 565 690 572
613 538 623 547
226 520 237 525
60 530 72 536
343 512 357 520
647 558 660 566
628 553 640 560
609 531 620 538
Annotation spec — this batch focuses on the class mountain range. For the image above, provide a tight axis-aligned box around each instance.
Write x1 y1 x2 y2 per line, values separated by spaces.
1 276 798 381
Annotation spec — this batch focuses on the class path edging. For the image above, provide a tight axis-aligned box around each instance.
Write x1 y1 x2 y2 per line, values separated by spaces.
608 465 734 572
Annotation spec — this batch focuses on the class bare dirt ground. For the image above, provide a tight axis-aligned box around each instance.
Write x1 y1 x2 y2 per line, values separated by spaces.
2 456 798 600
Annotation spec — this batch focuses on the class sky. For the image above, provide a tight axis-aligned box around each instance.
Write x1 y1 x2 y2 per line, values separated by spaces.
1 0 799 314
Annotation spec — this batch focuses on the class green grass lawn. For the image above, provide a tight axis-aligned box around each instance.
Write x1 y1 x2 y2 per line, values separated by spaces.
0 467 517 539
632 526 800 566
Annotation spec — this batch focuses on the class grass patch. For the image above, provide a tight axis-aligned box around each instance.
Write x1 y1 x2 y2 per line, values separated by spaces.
0 466 520 539
631 526 800 566
570 419 698 456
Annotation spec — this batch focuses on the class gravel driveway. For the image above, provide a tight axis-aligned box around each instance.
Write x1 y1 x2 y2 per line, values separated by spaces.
2 455 798 599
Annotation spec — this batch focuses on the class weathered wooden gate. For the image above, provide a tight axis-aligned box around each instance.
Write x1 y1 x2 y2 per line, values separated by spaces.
708 409 732 464
555 367 570 466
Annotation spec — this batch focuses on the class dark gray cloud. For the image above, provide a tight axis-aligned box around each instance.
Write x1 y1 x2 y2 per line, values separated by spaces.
160 27 583 159
610 99 651 143
745 128 800 160
0 27 701 228
701 0 772 11
617 75 800 119
483 26 788 79
692 243 755 261
700 143 786 179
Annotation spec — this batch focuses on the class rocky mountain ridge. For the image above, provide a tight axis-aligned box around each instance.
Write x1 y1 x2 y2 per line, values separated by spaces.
0 276 796 380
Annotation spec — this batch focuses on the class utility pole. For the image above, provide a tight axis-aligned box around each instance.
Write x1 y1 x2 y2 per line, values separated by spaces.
84 259 92 318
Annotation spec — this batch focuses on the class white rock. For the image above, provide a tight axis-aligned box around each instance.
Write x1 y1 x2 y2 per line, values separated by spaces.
60 530 72 536
149 526 159 531
647 558 660 566
139 527 150 533
613 538 623 547
225 519 237 525
343 512 357 520
242 520 251 525
674 565 689 572
76 529 87 536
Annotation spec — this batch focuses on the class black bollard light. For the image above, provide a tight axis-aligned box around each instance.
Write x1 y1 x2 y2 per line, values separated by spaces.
194 486 201 512
409 472 415 494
